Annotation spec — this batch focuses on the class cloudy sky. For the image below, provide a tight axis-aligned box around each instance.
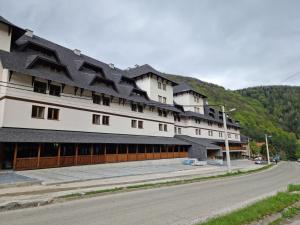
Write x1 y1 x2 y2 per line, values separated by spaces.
1 0 300 89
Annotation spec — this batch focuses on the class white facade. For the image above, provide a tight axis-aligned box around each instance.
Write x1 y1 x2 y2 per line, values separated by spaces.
135 75 174 105
0 23 11 52
174 92 205 114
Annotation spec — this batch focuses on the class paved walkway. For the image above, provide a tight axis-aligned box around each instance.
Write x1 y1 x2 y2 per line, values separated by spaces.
14 159 259 185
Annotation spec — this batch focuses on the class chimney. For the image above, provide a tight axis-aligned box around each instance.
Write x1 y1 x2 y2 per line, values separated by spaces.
25 29 33 38
109 63 115 69
73 49 81 56
134 64 139 68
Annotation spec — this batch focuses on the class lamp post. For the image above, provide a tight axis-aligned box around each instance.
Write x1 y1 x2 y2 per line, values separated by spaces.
265 134 272 165
221 106 236 173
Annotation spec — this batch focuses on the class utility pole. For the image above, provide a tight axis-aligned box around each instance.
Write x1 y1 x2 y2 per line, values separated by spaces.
222 105 231 173
265 134 271 165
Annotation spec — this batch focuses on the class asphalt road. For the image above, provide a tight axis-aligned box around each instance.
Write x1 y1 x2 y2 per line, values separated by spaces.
1 162 300 225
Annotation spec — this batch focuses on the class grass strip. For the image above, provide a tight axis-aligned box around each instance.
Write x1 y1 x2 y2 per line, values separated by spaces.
199 192 300 225
288 184 300 192
60 164 272 199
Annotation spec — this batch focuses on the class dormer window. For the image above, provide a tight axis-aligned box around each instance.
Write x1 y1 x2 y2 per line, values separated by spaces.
103 97 110 106
33 81 47 94
92 95 101 104
208 121 213 126
49 84 61 97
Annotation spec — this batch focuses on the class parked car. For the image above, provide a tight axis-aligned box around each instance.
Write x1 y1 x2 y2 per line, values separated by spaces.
255 160 268 165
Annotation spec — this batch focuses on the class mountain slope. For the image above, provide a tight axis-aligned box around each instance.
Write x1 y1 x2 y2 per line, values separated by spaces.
166 74 299 160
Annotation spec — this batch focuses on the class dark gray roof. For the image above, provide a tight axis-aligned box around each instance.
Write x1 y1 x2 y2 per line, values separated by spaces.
0 21 180 113
175 135 221 150
173 83 207 98
0 128 191 145
125 64 178 86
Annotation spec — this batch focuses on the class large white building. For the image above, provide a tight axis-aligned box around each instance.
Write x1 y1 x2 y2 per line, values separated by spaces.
0 16 246 170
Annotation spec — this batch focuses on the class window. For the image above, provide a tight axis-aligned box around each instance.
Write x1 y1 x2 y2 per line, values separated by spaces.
195 129 199 135
131 104 137 112
164 124 167 131
31 105 45 119
218 124 223 128
219 132 223 137
208 130 213 136
138 121 143 129
174 115 181 122
137 105 143 113
208 121 213 126
174 127 177 134
33 81 47 94
159 123 163 131
228 133 231 138
158 82 162 89
103 97 110 106
131 120 137 128
102 115 109 125
92 114 100 125
158 95 162 102
195 119 201 124
235 134 239 139
49 84 61 96
163 84 166 90
163 111 167 117
47 108 59 120
194 107 200 113
93 95 101 104
163 97 167 103
178 128 182 134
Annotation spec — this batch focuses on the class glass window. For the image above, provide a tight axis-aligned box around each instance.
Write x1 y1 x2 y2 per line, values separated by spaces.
178 128 182 134
33 81 47 94
138 120 143 129
93 95 101 104
92 114 100 125
163 97 166 103
102 97 110 106
159 123 163 131
138 105 143 113
164 124 167 131
49 84 61 97
102 116 110 125
131 104 137 112
158 95 162 102
163 83 166 90
131 120 137 128
47 108 59 120
31 105 45 119
158 82 162 89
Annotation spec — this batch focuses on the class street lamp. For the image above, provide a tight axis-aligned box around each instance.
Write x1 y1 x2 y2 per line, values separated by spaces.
221 106 236 173
265 134 272 165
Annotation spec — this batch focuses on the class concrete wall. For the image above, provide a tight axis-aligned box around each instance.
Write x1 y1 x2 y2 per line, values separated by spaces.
1 72 175 137
0 23 11 52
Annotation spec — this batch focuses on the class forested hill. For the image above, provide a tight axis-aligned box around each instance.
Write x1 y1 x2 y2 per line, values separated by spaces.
166 74 300 160
237 86 300 138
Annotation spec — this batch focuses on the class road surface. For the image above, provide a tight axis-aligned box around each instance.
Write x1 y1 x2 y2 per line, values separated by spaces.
1 162 300 225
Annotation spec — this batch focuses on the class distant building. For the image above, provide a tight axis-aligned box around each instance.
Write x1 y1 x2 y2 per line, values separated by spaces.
0 16 245 170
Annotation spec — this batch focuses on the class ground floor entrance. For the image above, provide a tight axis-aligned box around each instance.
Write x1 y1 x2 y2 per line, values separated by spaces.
0 143 189 170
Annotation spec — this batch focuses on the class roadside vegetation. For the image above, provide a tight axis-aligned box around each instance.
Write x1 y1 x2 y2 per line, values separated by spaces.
199 184 300 225
167 74 300 161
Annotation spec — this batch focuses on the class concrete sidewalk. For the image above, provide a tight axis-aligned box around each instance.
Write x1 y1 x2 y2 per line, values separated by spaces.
0 159 264 211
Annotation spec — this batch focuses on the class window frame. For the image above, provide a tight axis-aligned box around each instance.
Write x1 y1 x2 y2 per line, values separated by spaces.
138 120 143 129
102 115 110 125
131 119 137 128
33 81 47 94
92 114 101 125
102 97 110 106
49 84 61 97
47 107 60 120
31 105 45 119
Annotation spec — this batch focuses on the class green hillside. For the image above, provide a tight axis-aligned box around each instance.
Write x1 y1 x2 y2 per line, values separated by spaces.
166 74 300 160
